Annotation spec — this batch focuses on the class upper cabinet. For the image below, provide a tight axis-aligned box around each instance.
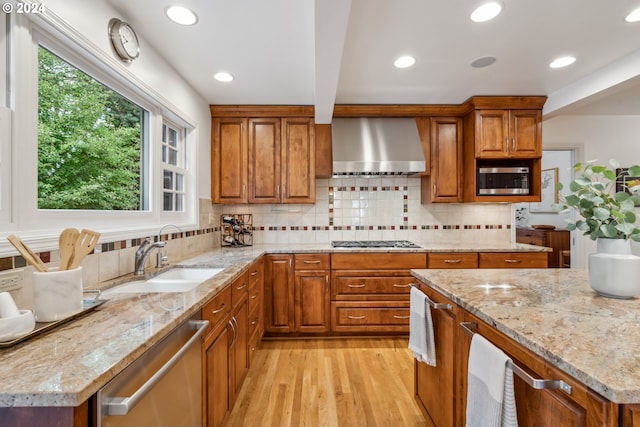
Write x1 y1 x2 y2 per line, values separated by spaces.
472 109 542 158
211 107 316 204
420 117 463 203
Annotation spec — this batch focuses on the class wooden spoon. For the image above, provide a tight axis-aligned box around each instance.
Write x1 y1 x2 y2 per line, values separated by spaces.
58 228 79 271
67 229 100 270
7 235 48 272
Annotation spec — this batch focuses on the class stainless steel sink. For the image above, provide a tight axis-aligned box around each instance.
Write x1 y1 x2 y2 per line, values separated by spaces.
102 268 224 295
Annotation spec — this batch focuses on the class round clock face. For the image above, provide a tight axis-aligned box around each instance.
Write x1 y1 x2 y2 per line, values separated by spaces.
109 19 139 62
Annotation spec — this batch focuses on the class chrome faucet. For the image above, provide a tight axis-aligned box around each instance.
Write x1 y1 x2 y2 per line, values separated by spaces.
134 238 167 276
156 224 182 268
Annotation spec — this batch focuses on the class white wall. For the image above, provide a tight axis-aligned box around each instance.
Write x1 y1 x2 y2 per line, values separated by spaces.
42 0 212 199
542 114 640 267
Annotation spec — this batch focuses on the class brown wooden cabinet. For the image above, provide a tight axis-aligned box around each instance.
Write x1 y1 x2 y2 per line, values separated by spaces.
211 117 248 203
247 258 264 364
421 117 463 203
457 311 618 427
428 252 479 269
478 251 548 268
414 283 459 427
211 107 315 204
472 109 542 159
294 254 330 333
330 253 427 334
516 226 570 268
264 254 294 334
203 313 232 427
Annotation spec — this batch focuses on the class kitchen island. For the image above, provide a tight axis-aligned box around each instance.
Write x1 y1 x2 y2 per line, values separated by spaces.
411 268 640 426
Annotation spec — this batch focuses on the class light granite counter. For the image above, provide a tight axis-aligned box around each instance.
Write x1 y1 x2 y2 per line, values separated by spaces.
411 268 640 404
0 241 547 408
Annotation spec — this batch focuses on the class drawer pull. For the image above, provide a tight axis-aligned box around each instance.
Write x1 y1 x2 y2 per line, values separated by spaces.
347 315 366 320
460 322 572 395
236 283 248 290
303 260 321 264
393 283 410 288
393 315 410 319
504 259 522 263
444 259 462 264
251 294 258 300
347 284 366 288
211 303 226 314
251 271 258 276
251 320 257 325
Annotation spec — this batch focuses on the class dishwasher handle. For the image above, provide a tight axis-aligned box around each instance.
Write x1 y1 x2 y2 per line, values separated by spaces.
104 319 209 416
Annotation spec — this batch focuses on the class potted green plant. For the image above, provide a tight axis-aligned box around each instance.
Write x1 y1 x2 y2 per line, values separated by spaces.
555 159 640 298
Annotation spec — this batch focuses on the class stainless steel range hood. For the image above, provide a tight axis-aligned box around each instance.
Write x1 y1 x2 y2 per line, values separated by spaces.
331 117 425 175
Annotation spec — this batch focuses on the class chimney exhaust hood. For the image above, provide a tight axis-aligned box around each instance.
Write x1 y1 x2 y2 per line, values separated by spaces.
331 117 425 176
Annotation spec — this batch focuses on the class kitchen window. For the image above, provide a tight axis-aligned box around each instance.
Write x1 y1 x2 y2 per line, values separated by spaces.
1 14 198 253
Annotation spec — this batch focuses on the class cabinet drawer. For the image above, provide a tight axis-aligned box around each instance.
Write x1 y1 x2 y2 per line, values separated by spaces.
331 253 426 270
428 253 478 269
248 327 262 365
248 304 261 337
294 254 330 270
479 252 548 268
515 229 546 246
331 302 410 333
231 271 249 307
248 259 263 286
248 281 261 315
333 275 413 295
202 285 231 331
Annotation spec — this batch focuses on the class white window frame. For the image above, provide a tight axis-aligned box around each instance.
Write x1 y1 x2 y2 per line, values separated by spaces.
0 15 12 225
0 13 198 255
162 119 188 212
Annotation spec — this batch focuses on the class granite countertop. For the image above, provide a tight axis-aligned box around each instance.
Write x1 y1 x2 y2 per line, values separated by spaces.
411 268 640 404
0 241 547 408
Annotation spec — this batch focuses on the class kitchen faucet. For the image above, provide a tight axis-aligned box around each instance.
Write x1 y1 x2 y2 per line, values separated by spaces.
134 238 167 276
156 224 183 268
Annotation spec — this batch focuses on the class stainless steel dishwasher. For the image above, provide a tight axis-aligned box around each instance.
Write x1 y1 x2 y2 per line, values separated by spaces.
97 312 209 427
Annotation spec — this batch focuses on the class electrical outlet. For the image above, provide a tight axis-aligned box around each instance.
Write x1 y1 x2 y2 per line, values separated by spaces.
0 270 24 292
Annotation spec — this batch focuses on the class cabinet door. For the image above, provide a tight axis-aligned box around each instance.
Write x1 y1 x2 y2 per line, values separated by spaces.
282 118 315 203
415 284 458 427
248 118 281 203
211 118 247 203
264 255 294 333
203 321 231 427
294 270 330 333
510 110 542 158
229 298 249 407
475 110 509 158
428 117 463 202
479 252 548 268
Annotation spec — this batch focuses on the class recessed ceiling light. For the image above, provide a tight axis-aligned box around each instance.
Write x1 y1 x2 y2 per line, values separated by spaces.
549 56 576 69
214 72 234 82
165 5 198 26
471 56 497 68
394 56 416 68
625 7 640 22
470 2 503 23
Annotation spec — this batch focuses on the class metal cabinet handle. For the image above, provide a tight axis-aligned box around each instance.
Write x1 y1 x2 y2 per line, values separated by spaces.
251 294 258 300
211 303 226 315
103 319 210 416
303 260 321 264
251 271 258 276
393 315 410 319
393 283 410 288
409 284 453 311
444 259 462 264
347 284 366 288
236 283 248 290
504 259 522 263
347 315 366 320
459 322 572 395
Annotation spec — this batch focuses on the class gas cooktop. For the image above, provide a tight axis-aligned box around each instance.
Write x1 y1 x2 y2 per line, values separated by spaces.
331 240 422 249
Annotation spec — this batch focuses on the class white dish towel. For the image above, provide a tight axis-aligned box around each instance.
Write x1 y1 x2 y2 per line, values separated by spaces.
465 333 518 427
408 286 436 366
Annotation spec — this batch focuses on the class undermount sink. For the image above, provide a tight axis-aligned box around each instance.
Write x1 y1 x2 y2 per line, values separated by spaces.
103 268 224 295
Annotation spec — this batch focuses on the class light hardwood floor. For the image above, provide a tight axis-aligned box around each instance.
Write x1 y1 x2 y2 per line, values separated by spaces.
225 338 427 427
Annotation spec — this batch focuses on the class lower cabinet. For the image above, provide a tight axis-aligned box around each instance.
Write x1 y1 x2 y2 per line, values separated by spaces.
414 283 458 427
414 278 618 427
264 254 295 333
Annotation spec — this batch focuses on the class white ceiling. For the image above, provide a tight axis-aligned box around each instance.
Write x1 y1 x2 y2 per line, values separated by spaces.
107 0 640 122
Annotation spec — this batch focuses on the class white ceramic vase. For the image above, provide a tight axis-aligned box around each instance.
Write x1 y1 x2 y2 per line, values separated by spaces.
588 239 640 299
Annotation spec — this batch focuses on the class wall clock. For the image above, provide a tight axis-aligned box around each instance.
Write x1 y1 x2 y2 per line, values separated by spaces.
108 18 140 62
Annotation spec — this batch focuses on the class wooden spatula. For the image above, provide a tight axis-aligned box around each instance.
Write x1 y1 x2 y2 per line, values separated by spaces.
7 234 48 272
58 228 79 270
67 229 100 270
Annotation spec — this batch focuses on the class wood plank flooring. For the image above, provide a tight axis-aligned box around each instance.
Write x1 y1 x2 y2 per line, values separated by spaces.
225 338 427 427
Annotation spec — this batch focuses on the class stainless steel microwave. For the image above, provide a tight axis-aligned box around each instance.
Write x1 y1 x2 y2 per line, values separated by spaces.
476 166 530 195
